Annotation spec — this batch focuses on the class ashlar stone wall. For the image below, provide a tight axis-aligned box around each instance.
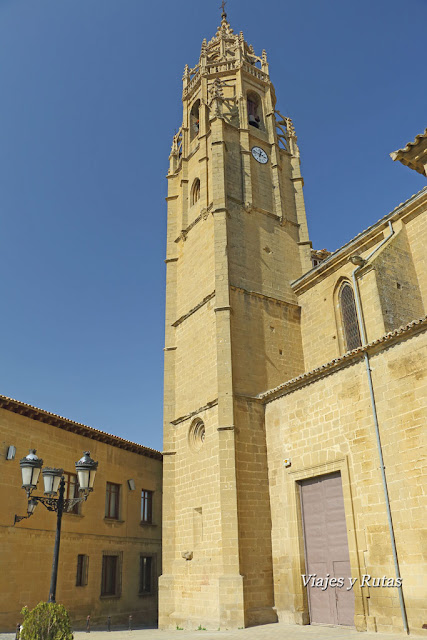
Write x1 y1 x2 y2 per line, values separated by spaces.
0 408 162 632
264 327 427 635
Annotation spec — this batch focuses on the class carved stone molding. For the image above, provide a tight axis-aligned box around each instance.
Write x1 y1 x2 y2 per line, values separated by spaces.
171 398 219 426
172 291 215 328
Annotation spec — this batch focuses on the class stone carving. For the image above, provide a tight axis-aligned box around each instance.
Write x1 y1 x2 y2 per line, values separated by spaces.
182 64 190 82
207 78 239 125
208 78 225 119
274 111 300 156
170 127 183 158
181 13 269 103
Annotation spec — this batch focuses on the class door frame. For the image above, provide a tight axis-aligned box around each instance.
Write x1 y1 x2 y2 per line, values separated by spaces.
289 455 367 630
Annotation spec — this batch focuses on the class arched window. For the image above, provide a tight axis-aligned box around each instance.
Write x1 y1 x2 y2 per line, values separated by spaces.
190 100 200 141
340 283 362 351
247 92 262 129
191 178 200 206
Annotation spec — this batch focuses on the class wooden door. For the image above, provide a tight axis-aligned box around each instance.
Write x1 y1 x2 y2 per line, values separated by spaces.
300 472 355 626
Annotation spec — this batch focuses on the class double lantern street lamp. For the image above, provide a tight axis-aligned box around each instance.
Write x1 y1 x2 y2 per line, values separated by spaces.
15 449 98 603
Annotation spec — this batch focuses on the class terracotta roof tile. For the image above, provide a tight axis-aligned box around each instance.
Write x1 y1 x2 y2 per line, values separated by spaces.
292 186 427 290
390 129 427 176
0 394 162 460
259 315 427 402
391 128 427 155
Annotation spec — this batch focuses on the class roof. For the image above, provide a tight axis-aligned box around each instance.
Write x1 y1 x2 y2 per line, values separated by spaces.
292 186 427 294
311 248 331 261
390 128 427 176
258 315 427 403
0 394 162 461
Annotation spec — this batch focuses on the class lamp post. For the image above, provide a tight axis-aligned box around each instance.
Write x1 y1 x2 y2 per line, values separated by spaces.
15 449 98 603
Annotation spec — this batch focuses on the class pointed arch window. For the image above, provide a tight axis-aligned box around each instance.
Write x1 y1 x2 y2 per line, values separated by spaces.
191 178 201 206
340 283 362 351
190 100 200 141
247 91 262 129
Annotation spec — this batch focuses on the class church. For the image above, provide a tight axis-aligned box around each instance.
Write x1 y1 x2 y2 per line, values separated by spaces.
159 8 427 636
0 8 426 637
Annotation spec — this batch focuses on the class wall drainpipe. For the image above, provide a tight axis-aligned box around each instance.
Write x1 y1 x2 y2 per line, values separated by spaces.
350 220 409 634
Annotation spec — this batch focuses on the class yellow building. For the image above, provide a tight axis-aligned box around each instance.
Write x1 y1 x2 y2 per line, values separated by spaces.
160 9 426 635
0 395 162 631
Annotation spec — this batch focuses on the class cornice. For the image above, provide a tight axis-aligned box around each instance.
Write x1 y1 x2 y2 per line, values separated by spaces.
292 187 427 295
230 285 299 309
258 315 427 403
174 204 213 244
172 292 215 327
0 395 162 460
171 398 219 426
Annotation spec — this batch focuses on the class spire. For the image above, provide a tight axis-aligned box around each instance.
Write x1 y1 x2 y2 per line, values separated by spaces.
215 6 234 39
182 4 270 103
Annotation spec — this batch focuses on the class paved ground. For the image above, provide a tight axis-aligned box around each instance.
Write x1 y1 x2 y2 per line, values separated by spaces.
0 623 407 640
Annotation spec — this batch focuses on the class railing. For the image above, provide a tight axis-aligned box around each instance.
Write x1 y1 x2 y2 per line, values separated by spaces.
242 63 269 83
183 70 201 98
206 60 237 74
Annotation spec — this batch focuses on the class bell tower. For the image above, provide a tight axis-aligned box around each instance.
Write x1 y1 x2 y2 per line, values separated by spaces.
160 9 311 630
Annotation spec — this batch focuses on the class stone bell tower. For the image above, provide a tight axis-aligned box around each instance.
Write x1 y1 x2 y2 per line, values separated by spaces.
160 9 311 630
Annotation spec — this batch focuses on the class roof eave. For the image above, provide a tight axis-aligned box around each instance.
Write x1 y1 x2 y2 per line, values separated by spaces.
0 395 162 461
292 186 427 294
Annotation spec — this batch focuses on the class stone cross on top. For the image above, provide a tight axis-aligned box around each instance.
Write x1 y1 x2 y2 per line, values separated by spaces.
220 0 227 18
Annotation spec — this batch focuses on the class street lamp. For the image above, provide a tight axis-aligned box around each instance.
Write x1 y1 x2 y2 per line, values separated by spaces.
15 449 99 603
75 451 98 494
27 498 38 516
19 449 43 494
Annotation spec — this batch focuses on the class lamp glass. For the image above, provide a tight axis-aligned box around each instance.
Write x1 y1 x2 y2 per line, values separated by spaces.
32 467 41 485
21 466 34 487
27 499 38 515
52 475 62 494
43 474 53 494
42 468 63 496
89 468 97 489
77 469 89 491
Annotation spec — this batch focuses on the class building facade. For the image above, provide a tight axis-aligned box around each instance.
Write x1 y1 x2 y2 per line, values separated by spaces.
262 187 427 634
160 10 426 635
0 395 162 631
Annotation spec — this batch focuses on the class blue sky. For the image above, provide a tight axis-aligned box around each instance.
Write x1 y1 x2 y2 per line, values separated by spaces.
0 0 425 452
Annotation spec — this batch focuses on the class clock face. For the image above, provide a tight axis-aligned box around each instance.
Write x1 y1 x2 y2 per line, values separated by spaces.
251 146 268 164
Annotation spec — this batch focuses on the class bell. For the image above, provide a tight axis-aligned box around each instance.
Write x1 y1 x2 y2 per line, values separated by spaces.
249 114 259 129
